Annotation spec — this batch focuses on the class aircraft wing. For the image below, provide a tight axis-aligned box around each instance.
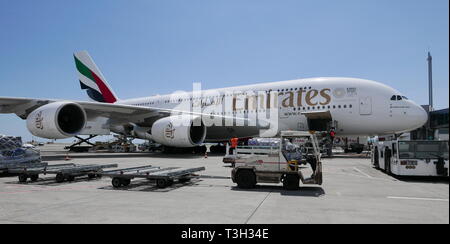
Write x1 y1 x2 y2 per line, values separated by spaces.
0 96 247 123
0 97 150 119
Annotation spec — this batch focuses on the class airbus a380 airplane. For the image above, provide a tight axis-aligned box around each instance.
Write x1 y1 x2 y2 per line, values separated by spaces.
0 51 427 148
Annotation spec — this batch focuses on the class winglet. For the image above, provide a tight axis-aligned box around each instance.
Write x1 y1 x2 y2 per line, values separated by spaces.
74 51 118 103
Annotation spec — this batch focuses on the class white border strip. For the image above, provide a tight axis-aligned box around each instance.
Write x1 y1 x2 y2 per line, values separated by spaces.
387 196 449 202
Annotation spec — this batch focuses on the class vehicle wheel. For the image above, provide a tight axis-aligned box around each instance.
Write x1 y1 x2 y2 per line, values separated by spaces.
121 179 131 187
156 179 168 188
235 170 256 189
386 159 392 175
384 148 392 174
283 174 299 190
374 148 380 169
316 172 323 185
112 178 123 188
88 174 96 179
167 179 174 186
66 175 75 182
55 173 65 183
18 174 28 183
30 175 39 182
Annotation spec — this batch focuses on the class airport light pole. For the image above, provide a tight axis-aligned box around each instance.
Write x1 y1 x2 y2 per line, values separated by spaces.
426 52 433 140
427 52 433 111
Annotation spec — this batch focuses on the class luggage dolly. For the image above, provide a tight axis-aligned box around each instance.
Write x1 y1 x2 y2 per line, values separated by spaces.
8 163 118 183
101 165 206 188
0 162 48 174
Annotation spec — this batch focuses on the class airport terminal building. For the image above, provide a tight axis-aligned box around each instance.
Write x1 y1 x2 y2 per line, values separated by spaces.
411 107 449 140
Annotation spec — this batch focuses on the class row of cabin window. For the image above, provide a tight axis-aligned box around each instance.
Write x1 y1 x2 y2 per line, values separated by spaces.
209 104 353 115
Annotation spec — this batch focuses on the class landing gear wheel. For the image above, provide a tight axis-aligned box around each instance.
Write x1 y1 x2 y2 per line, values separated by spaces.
121 179 131 187
56 173 65 183
18 174 28 183
112 178 123 188
156 179 168 188
30 175 39 182
283 174 299 190
235 170 256 189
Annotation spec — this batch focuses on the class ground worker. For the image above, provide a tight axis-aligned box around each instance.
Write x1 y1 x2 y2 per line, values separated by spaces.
230 137 239 155
327 127 336 157
330 128 336 139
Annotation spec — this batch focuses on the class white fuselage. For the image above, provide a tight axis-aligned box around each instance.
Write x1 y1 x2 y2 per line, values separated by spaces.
117 77 428 139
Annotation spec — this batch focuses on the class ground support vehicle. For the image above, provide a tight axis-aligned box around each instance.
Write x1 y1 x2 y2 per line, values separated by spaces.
231 131 323 190
372 138 448 177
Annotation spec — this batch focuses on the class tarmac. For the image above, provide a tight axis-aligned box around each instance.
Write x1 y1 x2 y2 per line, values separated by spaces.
0 144 448 224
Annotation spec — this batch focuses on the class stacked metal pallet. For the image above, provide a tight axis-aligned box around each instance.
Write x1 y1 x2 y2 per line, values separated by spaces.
0 135 41 165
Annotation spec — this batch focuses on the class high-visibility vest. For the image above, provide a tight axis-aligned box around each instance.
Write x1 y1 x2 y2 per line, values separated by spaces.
230 138 238 148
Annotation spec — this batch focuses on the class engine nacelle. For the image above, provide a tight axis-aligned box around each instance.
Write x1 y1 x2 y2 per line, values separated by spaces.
131 126 152 140
26 102 87 139
151 115 206 147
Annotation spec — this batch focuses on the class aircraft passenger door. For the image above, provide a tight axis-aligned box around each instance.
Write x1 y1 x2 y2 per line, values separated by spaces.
359 97 372 115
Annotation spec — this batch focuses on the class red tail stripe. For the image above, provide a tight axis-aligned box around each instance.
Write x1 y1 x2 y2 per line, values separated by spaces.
90 71 117 103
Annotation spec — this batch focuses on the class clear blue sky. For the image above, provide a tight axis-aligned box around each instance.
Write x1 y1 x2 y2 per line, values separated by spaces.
0 0 448 141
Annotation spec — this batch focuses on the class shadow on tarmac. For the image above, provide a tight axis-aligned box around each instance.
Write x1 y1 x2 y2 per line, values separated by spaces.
373 167 449 184
0 173 19 178
393 175 449 184
231 185 326 197
3 176 104 186
98 178 202 192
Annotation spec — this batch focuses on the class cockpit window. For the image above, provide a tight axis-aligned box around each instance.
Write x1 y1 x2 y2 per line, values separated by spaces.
391 95 407 101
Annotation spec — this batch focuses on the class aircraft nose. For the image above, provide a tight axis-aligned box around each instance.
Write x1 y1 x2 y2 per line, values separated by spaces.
410 104 428 129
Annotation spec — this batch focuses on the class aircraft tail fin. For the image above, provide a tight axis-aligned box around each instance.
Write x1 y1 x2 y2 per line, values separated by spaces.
74 51 119 103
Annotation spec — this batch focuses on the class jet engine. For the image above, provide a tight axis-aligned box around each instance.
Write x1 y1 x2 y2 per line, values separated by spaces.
151 115 206 147
26 102 87 139
131 125 152 140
